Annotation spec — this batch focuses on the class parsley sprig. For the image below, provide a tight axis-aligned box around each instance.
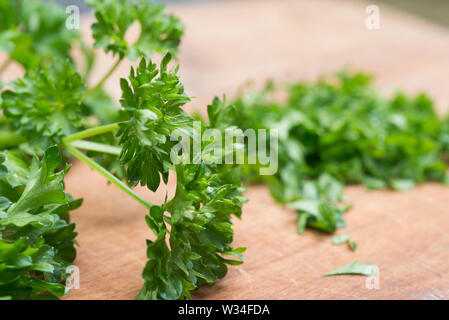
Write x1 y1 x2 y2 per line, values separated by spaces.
0 0 244 300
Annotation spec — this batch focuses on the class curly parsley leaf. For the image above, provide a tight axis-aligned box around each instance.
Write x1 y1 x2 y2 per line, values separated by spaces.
1 59 86 148
0 0 78 68
138 163 246 300
117 54 191 191
87 0 184 60
0 146 81 300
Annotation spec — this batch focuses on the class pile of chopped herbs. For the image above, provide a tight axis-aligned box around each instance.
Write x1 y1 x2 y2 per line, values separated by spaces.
231 72 449 235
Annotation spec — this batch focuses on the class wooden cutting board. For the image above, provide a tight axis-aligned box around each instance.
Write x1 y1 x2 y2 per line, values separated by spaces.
52 0 449 299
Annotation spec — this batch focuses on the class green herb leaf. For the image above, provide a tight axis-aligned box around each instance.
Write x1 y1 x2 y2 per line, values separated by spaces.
0 0 78 68
0 146 81 300
87 0 184 60
331 233 357 251
331 233 350 245
1 59 86 148
325 261 378 276
117 54 191 190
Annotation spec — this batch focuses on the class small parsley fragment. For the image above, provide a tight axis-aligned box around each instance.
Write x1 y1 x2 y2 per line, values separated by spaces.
288 173 349 234
325 261 378 277
331 233 357 251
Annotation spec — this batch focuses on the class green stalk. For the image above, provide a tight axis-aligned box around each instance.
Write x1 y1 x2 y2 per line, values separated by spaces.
70 140 121 155
62 123 120 144
63 142 152 210
0 130 26 148
83 58 122 99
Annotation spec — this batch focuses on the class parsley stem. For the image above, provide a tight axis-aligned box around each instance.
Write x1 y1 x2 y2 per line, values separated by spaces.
0 130 26 148
70 140 122 155
63 142 152 210
63 123 120 143
84 58 122 99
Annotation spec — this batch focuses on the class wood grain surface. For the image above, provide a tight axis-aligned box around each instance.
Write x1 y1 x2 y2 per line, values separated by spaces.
36 0 449 299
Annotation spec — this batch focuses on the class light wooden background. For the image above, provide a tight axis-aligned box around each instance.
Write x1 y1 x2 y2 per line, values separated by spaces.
54 0 449 299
